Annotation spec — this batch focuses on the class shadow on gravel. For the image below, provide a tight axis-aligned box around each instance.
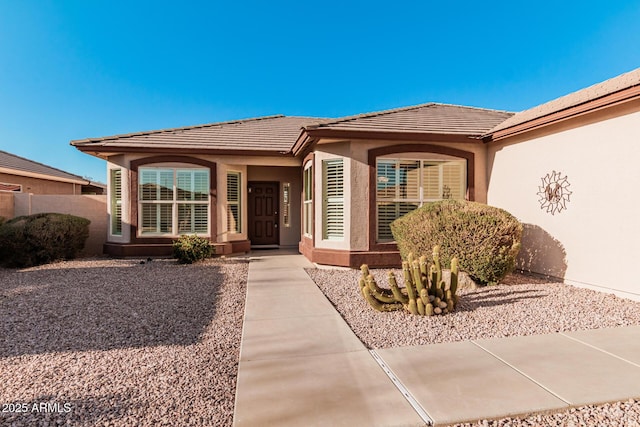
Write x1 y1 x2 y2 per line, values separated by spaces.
456 288 549 312
0 260 232 358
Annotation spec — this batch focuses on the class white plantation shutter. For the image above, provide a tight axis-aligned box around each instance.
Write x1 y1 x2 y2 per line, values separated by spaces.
158 170 173 200
376 202 419 241
139 167 209 235
376 158 466 242
110 169 122 235
227 172 241 233
178 204 208 233
141 203 172 233
422 162 441 200
442 162 465 199
376 203 396 241
323 159 344 240
398 160 420 200
376 160 396 199
140 170 157 201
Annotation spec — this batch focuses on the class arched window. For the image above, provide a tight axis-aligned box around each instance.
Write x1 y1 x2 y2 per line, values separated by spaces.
138 167 210 235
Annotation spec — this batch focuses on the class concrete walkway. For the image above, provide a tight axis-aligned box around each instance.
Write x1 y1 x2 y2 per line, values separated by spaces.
233 251 640 426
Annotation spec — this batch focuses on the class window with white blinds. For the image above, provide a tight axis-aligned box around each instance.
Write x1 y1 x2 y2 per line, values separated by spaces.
322 159 344 240
139 167 209 235
303 162 313 237
110 169 122 236
376 159 465 241
226 172 241 233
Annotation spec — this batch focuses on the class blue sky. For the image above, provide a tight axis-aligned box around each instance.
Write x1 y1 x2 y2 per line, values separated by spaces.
1 1 639 183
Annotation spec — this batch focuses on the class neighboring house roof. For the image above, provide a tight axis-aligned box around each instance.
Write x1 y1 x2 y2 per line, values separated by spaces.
488 67 640 140
0 150 88 184
71 115 326 156
292 103 513 155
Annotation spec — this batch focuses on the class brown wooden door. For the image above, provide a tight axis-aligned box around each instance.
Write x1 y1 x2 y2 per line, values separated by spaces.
248 182 279 245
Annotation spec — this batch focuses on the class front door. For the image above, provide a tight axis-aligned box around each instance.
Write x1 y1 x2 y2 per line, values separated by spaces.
248 181 279 246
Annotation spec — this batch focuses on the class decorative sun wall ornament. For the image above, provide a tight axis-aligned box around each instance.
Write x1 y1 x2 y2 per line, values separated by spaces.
537 170 572 215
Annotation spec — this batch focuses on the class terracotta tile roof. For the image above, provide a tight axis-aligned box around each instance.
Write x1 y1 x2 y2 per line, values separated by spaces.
72 115 325 154
488 67 640 135
304 103 513 136
0 150 86 183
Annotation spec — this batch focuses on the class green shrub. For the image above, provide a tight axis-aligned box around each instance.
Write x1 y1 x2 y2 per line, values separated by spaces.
390 200 522 285
172 235 214 264
0 213 90 268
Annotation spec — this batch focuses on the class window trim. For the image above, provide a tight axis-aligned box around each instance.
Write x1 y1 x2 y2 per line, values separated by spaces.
375 158 466 242
322 158 345 241
129 156 217 244
367 144 475 251
109 169 122 236
303 160 313 238
0 182 22 192
226 171 242 234
138 166 210 237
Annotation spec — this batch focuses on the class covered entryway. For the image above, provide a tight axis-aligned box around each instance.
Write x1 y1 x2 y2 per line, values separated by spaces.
248 181 279 246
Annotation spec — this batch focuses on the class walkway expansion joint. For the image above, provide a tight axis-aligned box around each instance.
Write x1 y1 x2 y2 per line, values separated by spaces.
369 349 434 426
470 340 572 406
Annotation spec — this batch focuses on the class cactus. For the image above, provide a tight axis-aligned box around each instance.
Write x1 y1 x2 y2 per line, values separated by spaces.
402 261 417 301
388 271 409 304
450 257 459 296
433 245 442 287
358 246 462 316
411 261 425 294
361 286 403 312
424 302 434 316
407 299 418 315
366 275 397 303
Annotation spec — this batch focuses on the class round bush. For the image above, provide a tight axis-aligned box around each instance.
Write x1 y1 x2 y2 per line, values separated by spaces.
390 200 523 285
0 213 90 268
172 235 214 264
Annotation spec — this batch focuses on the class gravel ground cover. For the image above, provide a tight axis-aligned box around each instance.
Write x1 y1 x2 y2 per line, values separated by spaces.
306 268 640 349
307 267 640 426
0 257 248 427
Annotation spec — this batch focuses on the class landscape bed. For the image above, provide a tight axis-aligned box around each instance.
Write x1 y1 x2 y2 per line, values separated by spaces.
0 257 248 427
4 255 640 426
306 268 640 349
307 267 640 426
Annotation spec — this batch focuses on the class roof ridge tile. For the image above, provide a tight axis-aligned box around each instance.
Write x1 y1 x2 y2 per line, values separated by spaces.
310 102 513 129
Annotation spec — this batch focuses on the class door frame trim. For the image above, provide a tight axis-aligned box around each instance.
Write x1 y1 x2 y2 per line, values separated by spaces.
248 181 280 246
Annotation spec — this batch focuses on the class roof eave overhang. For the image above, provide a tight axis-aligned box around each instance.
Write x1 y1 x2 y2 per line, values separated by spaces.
73 144 295 158
292 128 482 155
486 84 640 143
0 167 87 185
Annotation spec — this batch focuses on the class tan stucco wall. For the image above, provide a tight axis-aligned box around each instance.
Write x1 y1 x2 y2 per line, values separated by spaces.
0 172 80 194
487 107 640 300
247 166 302 247
13 193 107 256
0 192 14 219
105 153 300 245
